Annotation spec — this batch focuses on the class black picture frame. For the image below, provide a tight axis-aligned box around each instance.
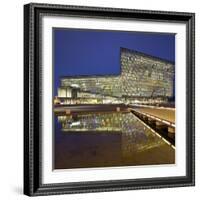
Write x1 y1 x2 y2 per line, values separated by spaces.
24 3 195 196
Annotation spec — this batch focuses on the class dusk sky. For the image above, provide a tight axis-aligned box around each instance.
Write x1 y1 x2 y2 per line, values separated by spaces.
53 28 175 96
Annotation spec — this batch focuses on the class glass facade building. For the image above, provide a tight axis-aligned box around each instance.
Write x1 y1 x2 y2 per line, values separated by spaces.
54 48 175 169
57 48 174 103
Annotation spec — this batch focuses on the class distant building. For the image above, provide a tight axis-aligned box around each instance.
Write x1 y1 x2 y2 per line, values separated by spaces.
57 48 175 104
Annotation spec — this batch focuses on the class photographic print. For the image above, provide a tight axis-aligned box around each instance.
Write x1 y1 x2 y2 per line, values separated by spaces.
53 29 175 169
24 3 195 196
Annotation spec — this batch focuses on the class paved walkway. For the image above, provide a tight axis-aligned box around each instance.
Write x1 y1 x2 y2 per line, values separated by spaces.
133 107 175 124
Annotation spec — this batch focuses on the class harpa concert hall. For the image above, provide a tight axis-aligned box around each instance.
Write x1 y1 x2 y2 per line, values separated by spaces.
53 47 176 169
55 47 175 105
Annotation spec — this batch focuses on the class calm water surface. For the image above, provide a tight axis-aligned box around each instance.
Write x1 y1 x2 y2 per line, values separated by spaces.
54 112 175 169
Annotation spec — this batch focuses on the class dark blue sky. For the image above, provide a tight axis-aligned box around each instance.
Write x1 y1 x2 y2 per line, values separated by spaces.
54 28 175 96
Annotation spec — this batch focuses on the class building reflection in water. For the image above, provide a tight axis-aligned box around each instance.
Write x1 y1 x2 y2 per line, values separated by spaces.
54 111 175 169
